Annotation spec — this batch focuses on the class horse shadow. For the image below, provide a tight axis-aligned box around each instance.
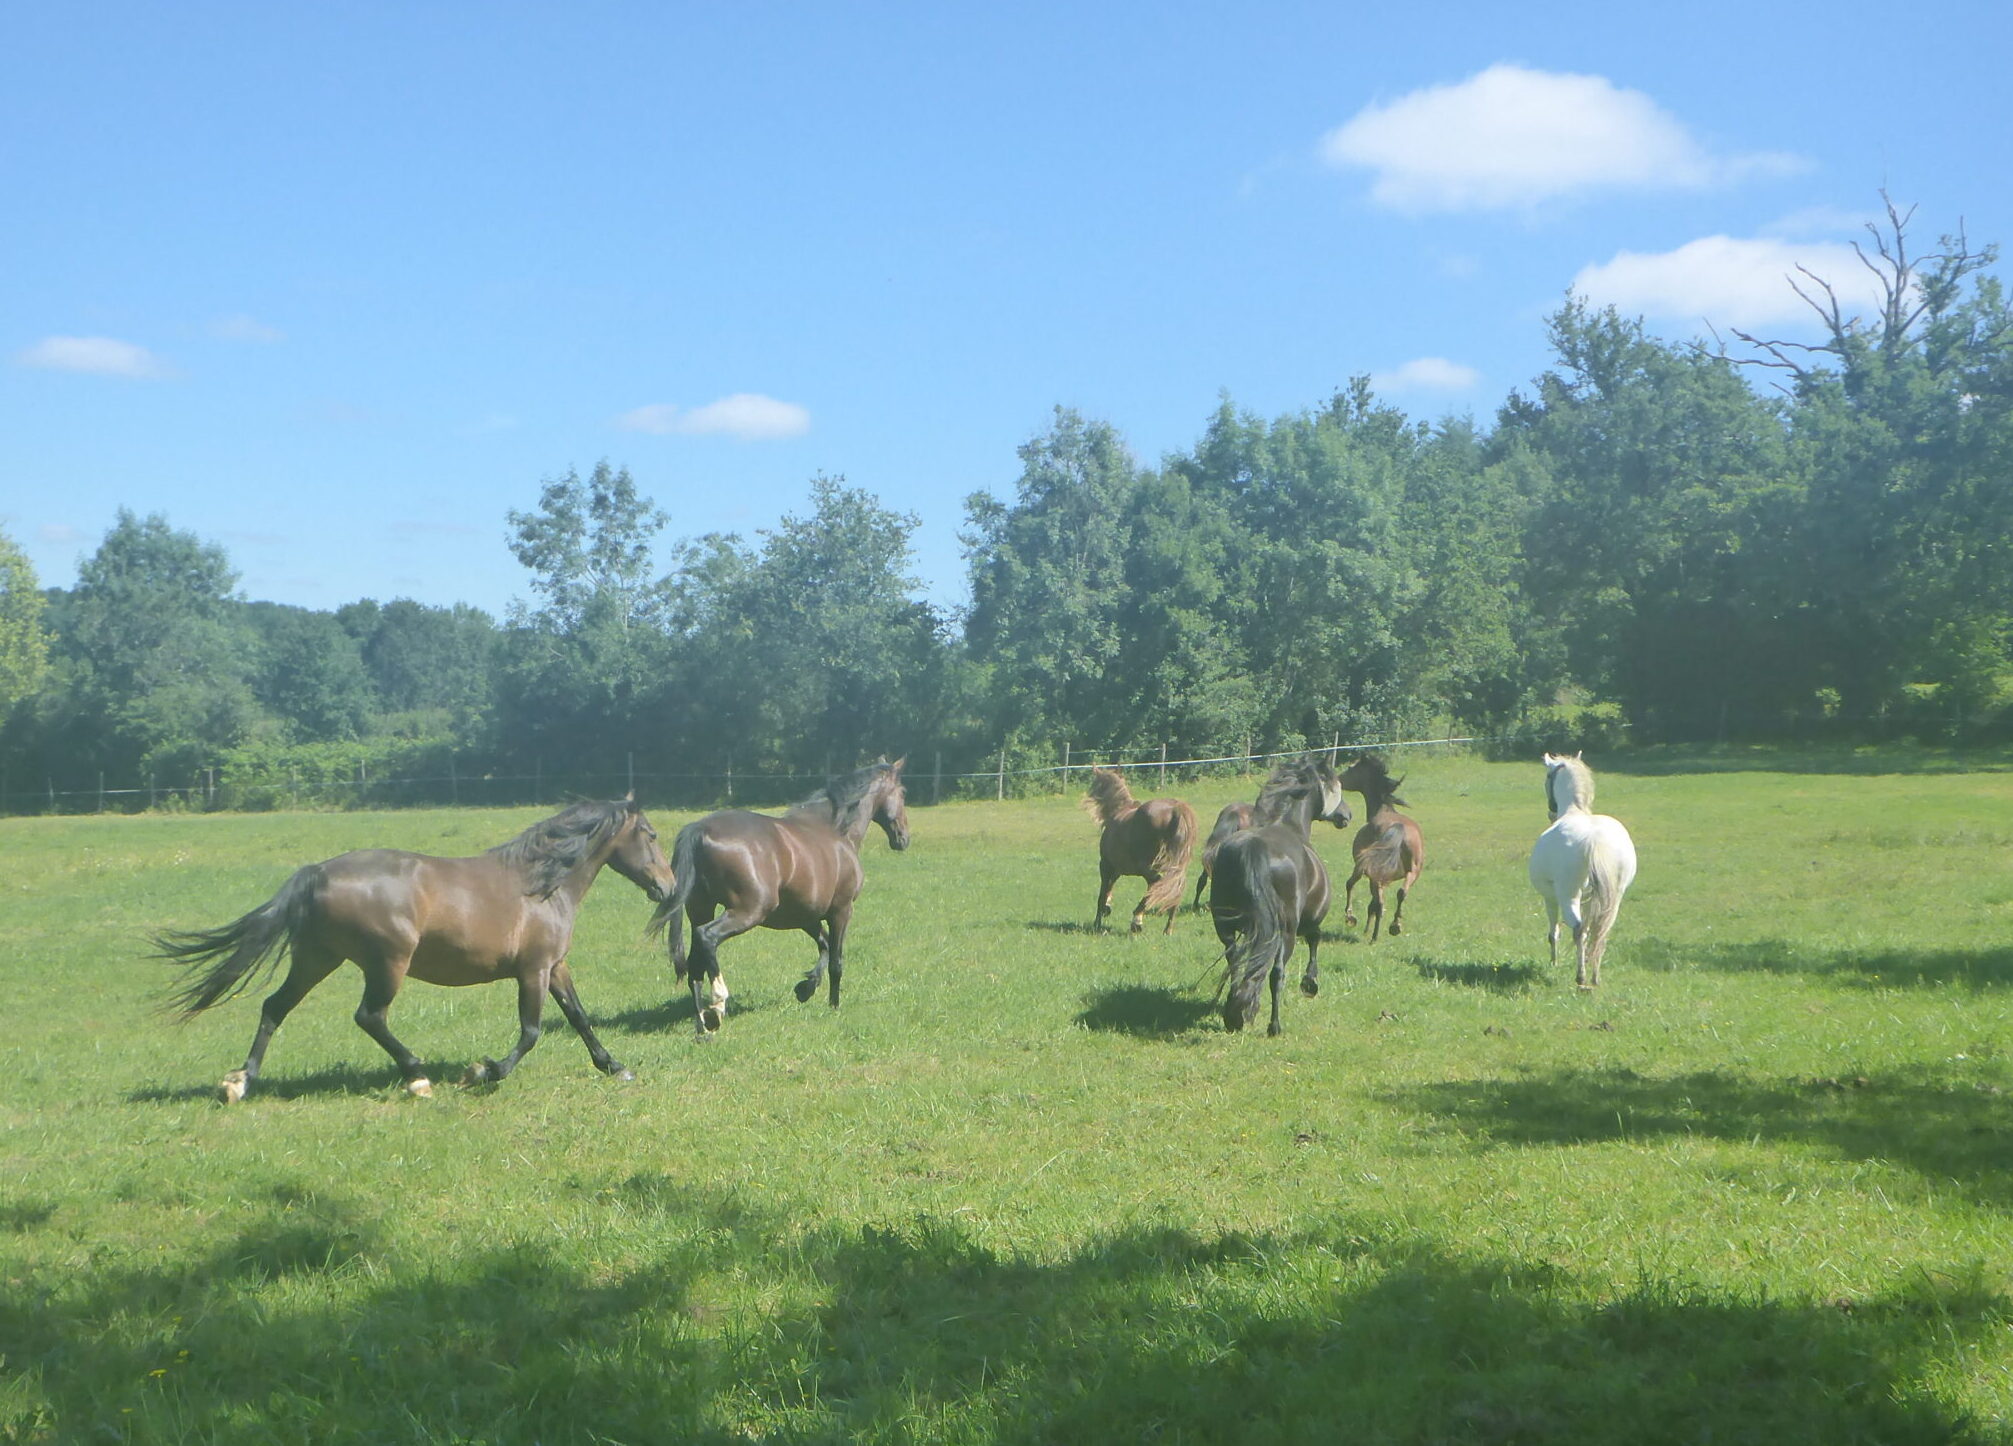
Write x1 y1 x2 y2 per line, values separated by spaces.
1635 937 2013 990
603 991 778 1035
1413 957 1550 992
1027 920 1104 936
128 1061 443 1104
1075 983 1215 1037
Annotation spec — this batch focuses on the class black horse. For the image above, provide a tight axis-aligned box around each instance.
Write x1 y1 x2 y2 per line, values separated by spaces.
1210 756 1349 1036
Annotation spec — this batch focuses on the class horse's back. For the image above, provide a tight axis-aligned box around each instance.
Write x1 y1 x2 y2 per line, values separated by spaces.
684 808 859 923
309 848 556 978
1530 811 1634 899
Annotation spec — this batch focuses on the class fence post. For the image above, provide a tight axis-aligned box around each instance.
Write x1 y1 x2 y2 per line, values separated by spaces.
1062 741 1070 795
627 751 635 798
932 750 941 805
98 771 105 813
997 746 1006 802
1159 741 1168 786
726 755 733 803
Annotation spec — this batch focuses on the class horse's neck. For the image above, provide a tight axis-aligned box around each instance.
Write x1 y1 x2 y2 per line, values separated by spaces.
790 795 870 847
1093 786 1138 827
1269 791 1319 836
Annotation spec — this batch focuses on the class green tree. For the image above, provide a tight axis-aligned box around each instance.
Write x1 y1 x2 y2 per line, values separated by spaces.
245 603 376 743
0 526 49 731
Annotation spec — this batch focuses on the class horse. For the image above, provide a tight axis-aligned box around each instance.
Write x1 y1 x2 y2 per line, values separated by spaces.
1211 755 1351 1034
1193 762 1356 908
1528 752 1638 988
647 758 910 1037
1083 765 1199 933
1337 752 1425 941
154 797 674 1101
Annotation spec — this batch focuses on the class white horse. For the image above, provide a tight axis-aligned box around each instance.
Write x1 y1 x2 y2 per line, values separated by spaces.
1528 753 1637 989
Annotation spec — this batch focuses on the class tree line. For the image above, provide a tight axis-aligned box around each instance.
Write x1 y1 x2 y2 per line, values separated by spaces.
2 205 2008 811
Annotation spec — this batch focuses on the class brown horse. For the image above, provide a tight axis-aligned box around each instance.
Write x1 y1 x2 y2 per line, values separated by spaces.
1337 753 1425 941
1211 755 1349 1034
648 759 910 1037
1083 765 1198 933
155 798 674 1101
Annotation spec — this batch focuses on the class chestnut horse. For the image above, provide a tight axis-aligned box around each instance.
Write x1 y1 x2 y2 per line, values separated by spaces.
1083 765 1198 933
648 759 910 1037
1211 755 1350 1034
1529 752 1637 988
155 798 674 1101
1337 753 1425 942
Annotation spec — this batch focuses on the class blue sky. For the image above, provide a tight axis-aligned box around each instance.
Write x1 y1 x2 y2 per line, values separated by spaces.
5 0 2009 619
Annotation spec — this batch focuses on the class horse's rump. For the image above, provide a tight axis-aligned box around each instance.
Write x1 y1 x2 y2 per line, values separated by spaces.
1354 817 1417 883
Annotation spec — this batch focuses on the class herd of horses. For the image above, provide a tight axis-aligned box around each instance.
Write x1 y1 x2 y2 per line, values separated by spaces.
156 751 1637 1099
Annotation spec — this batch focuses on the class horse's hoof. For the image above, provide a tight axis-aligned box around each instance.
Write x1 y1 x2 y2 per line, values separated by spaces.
794 979 818 1003
1344 914 1358 928
1267 1023 1283 1037
612 1066 635 1082
219 1070 248 1104
1300 978 1319 997
407 1078 433 1098
1389 922 1402 936
699 1006 723 1034
1129 921 1144 935
461 1060 500 1087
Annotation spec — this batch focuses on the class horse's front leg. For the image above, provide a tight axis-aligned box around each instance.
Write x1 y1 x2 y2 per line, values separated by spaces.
546 960 632 1080
1093 862 1118 932
1343 867 1364 929
822 905 852 1008
465 971 548 1086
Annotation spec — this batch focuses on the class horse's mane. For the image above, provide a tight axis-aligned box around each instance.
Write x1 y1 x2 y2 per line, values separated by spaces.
788 760 900 836
1348 752 1408 808
1081 766 1139 826
1252 755 1331 826
1544 753 1595 813
487 798 634 899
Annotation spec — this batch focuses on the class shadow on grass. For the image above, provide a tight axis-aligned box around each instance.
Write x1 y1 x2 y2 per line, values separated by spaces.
128 1061 446 1105
605 989 777 1035
1595 744 2013 778
5 1186 2002 1445
1387 1065 2013 1209
1026 919 1107 936
1414 957 1550 992
1074 983 1215 1037
1636 936 2013 990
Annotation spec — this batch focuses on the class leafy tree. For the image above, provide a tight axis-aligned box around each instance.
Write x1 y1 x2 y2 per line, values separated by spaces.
244 602 376 743
0 526 49 731
337 597 498 734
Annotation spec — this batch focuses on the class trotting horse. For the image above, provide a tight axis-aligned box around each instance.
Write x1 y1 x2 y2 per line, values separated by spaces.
1337 753 1425 941
1528 752 1638 988
1084 765 1198 933
648 758 910 1037
155 798 674 1100
1211 755 1350 1034
1193 760 1355 908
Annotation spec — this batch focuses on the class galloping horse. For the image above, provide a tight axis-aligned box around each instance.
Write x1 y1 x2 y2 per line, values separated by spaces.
1528 752 1638 988
1211 755 1350 1034
648 759 910 1037
1337 753 1425 941
155 798 674 1100
1084 766 1198 933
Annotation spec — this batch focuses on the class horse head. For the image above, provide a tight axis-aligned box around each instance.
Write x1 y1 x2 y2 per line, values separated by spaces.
606 797 676 901
872 757 911 851
1316 758 1353 828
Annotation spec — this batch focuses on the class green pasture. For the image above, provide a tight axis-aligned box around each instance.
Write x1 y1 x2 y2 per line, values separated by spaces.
3 751 2011 1444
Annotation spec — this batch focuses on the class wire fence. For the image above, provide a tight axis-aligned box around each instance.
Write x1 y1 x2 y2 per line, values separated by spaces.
0 732 1537 818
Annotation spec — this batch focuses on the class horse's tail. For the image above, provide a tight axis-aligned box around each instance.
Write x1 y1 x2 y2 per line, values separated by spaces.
1579 825 1634 977
1141 800 1198 916
645 822 703 975
156 865 323 1017
1214 841 1286 1031
1358 818 1410 882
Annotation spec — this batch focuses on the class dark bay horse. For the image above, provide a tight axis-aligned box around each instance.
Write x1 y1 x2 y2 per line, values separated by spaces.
1338 753 1425 942
1211 755 1349 1034
1083 765 1198 933
648 759 910 1037
155 798 674 1100
1193 761 1355 908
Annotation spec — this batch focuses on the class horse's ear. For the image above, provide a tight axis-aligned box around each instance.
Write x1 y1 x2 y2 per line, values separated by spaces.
1573 751 1583 760
890 755 907 774
623 789 637 806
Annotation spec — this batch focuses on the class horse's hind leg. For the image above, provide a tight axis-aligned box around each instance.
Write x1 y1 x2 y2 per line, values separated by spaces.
351 958 432 1095
793 923 831 1003
1131 878 1157 934
1366 882 1386 942
1267 949 1286 1036
1388 881 1411 936
1093 862 1118 931
690 909 755 1036
224 941 343 1102
465 972 549 1086
1343 867 1364 929
1300 924 1322 997
546 961 632 1079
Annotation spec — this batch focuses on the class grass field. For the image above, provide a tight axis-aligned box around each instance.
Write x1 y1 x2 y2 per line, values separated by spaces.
3 750 2011 1444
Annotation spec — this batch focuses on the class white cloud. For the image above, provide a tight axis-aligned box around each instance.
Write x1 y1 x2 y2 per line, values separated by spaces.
617 393 811 440
1321 64 1801 212
39 524 81 545
210 314 284 343
15 335 168 378
1571 235 1887 331
1372 357 1482 393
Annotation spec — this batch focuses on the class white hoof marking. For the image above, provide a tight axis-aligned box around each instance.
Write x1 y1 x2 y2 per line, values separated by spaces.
407 1078 433 1098
219 1071 248 1104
